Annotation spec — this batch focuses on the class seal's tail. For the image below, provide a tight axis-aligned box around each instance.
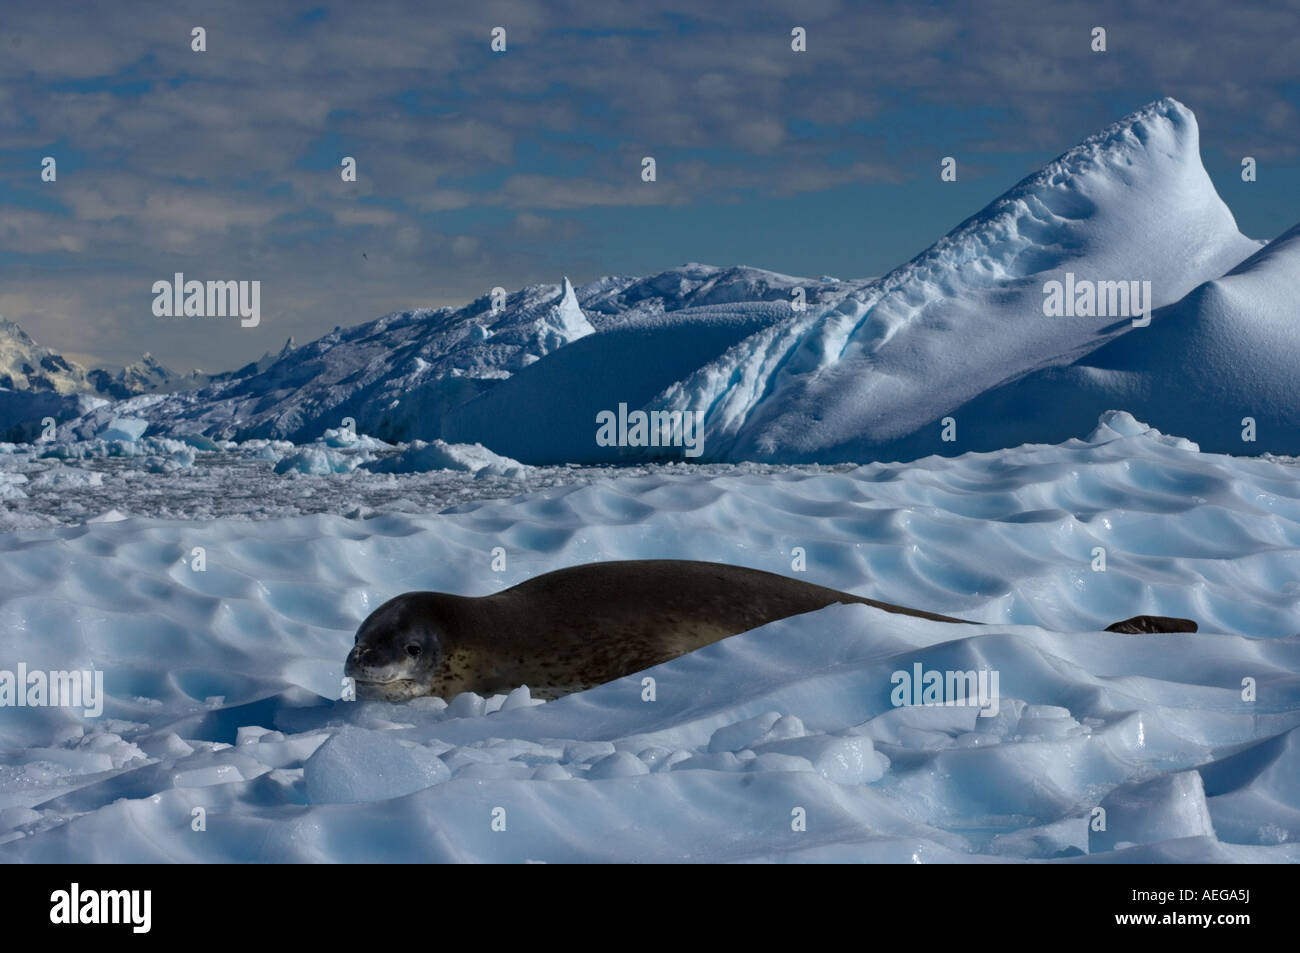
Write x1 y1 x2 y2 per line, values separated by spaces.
1105 615 1198 634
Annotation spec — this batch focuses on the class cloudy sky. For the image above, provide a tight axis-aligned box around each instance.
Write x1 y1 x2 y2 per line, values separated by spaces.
1 0 1297 371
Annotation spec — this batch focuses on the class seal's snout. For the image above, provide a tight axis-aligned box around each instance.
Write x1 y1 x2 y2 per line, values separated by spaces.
345 620 435 688
343 643 376 680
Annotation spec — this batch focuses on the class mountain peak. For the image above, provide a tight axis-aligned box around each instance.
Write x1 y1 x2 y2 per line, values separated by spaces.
540 276 594 347
1111 95 1190 128
0 318 36 346
1050 95 1196 172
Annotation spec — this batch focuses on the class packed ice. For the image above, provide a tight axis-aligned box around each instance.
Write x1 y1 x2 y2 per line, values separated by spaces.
0 414 1297 862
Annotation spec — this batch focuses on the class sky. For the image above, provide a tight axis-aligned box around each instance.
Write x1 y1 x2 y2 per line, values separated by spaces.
1 0 1297 372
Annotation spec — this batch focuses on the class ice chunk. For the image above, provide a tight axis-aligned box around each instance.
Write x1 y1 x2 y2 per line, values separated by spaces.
303 727 451 804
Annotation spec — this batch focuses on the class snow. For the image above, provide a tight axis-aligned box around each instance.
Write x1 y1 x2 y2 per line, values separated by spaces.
335 97 1297 465
99 417 149 442
0 388 107 444
0 437 854 530
0 319 98 396
318 427 393 451
0 318 198 399
303 727 452 804
6 101 1295 467
0 472 27 501
663 98 1265 462
361 439 527 477
3 265 841 452
1 413 1298 862
441 301 797 462
273 446 368 475
535 276 595 351
27 465 104 490
1 96 1297 864
941 222 1300 455
51 275 610 445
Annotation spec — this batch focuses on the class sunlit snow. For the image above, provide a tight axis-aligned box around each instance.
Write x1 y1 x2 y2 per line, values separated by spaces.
1 413 1297 862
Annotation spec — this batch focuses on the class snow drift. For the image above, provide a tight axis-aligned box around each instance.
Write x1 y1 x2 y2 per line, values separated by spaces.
1 413 1298 862
667 97 1265 462
934 221 1300 455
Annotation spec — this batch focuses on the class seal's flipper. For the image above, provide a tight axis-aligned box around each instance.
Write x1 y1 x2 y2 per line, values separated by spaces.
1105 615 1198 634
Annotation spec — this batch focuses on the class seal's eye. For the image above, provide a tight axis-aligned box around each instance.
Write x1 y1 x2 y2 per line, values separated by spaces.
406 644 422 658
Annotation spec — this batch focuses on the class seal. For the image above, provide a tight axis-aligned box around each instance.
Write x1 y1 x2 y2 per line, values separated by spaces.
343 559 1197 701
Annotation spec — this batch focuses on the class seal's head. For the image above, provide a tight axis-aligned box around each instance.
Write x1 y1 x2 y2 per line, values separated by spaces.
344 593 447 700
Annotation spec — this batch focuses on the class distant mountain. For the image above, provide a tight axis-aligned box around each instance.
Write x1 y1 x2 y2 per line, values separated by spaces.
0 319 100 395
0 317 274 399
579 262 846 315
0 317 299 441
65 269 839 444
85 354 177 399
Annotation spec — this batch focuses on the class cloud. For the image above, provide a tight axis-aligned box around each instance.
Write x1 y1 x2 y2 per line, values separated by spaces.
1 0 1296 369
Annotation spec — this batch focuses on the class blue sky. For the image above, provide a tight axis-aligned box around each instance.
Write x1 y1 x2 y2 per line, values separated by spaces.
1 0 1297 370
